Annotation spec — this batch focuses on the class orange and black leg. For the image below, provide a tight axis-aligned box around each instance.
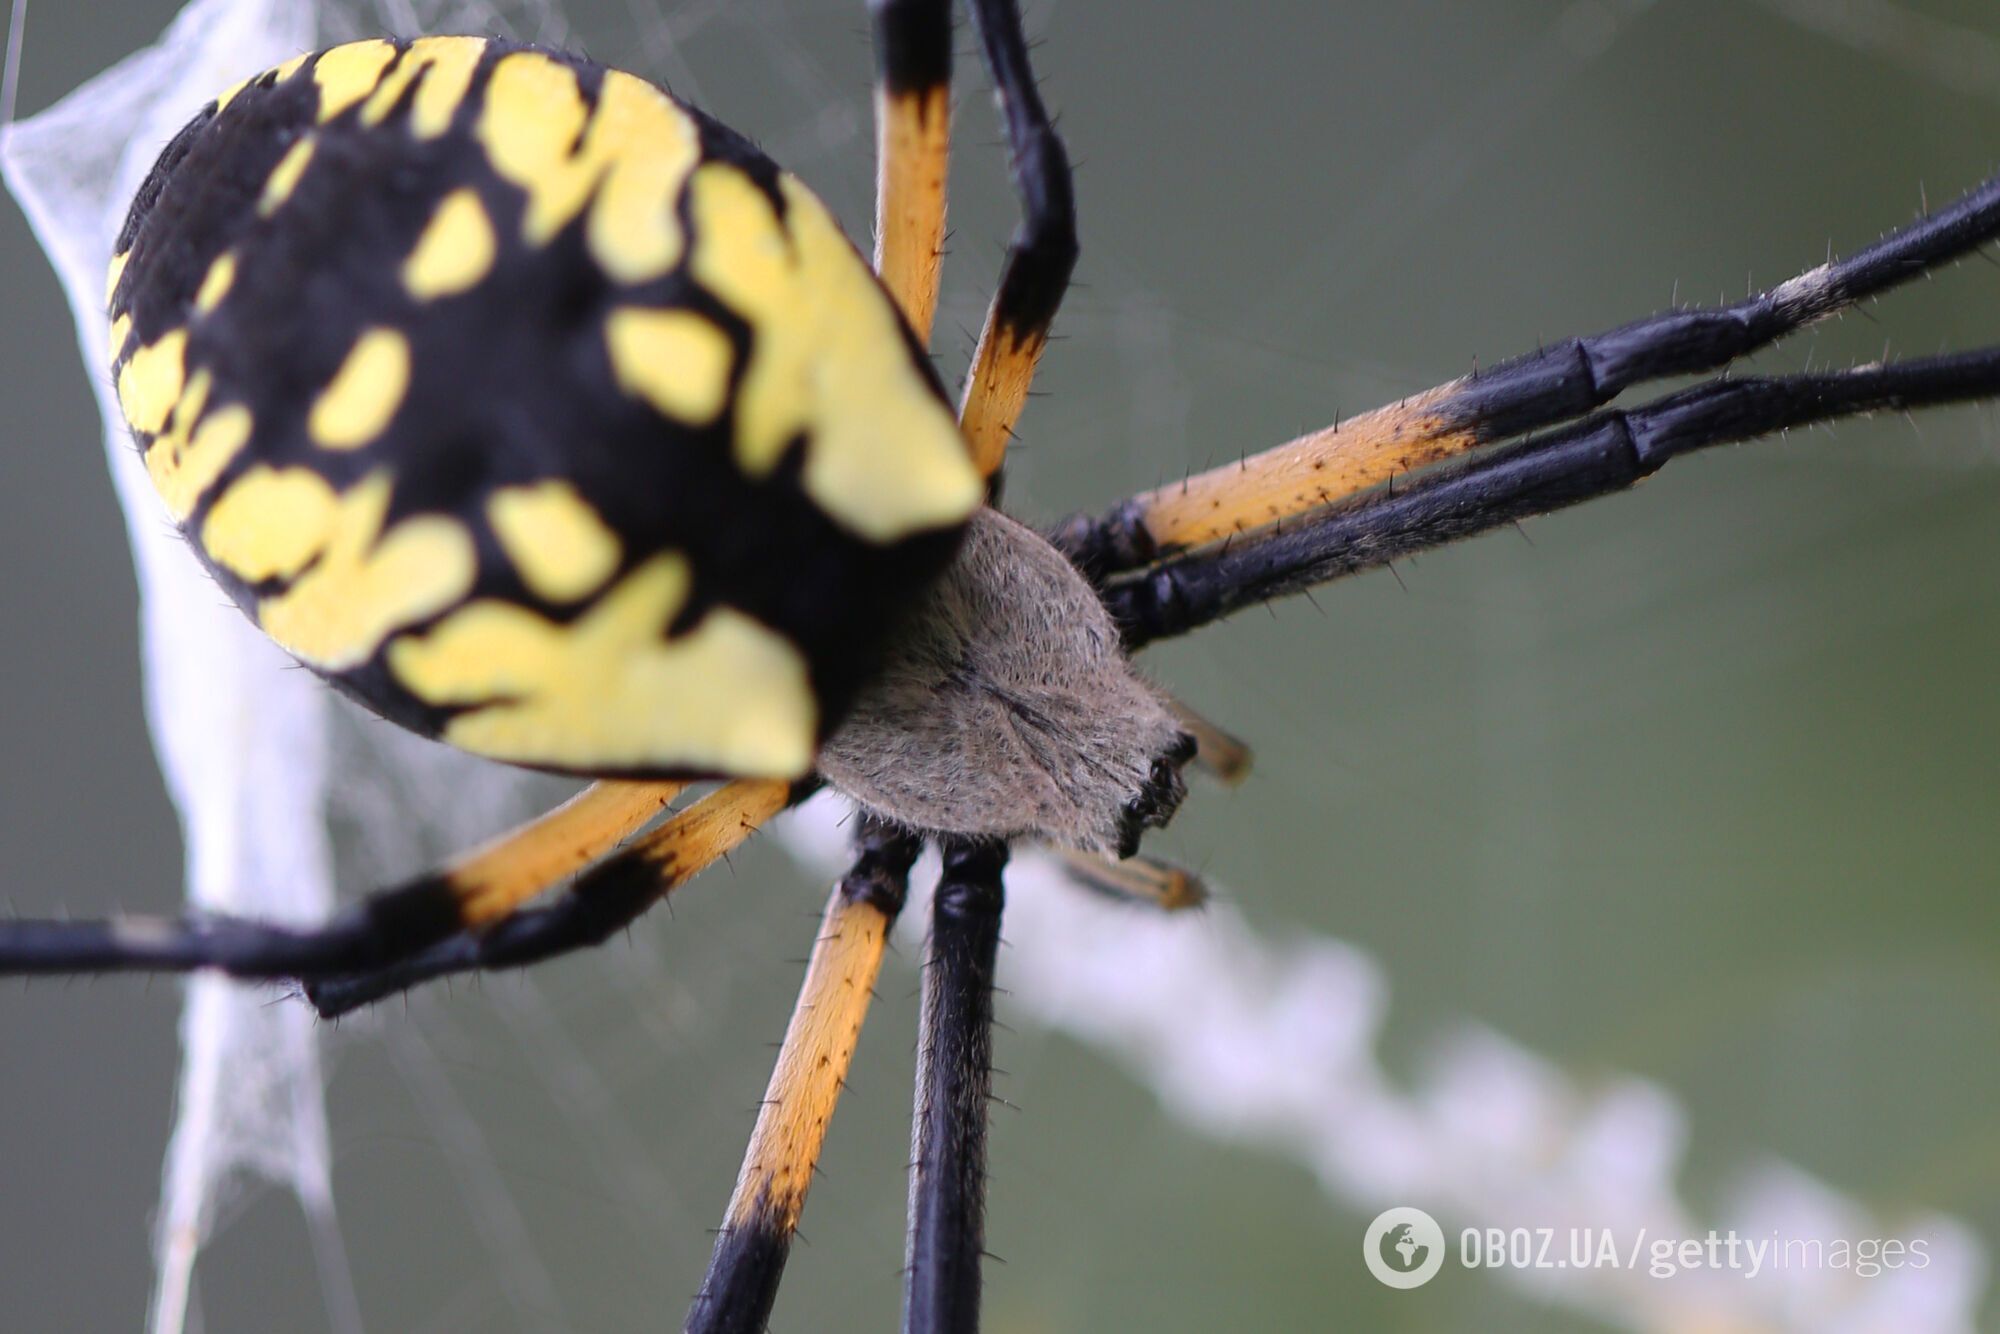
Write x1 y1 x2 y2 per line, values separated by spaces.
0 779 790 990
1055 171 2000 579
957 0 1078 480
1054 847 1207 912
887 0 1257 788
872 0 954 344
305 779 798 1015
696 0 1074 1323
686 818 922 1334
1105 346 2000 649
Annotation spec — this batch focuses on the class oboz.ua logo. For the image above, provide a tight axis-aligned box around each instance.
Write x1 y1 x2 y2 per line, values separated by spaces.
1363 1207 1446 1289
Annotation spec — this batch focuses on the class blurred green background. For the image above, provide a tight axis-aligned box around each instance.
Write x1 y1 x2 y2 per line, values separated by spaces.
4 0 2000 1330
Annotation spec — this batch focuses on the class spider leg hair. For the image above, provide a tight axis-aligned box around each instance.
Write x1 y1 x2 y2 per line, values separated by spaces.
872 0 954 343
0 777 693 980
306 779 797 1017
1106 345 2000 649
904 836 1008 1334
955 0 1078 479
1056 171 2000 578
686 817 921 1334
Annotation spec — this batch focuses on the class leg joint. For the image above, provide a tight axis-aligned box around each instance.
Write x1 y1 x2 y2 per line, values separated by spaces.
839 817 923 916
871 0 953 95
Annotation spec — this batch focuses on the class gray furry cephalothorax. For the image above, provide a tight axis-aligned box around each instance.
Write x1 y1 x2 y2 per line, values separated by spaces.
817 509 1195 855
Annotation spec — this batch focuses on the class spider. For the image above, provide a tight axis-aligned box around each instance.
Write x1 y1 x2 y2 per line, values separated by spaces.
7 3 2000 1331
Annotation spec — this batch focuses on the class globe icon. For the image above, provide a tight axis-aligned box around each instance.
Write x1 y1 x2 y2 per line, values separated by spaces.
1383 1223 1429 1272
1363 1206 1446 1289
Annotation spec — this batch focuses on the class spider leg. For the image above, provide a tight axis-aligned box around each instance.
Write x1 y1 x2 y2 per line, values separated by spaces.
0 776 702 979
1165 696 1254 786
955 0 1077 479
305 779 797 1016
904 836 1007 1334
1106 345 2000 648
1052 848 1207 912
430 779 687 924
686 817 921 1334
872 0 954 343
1054 171 2000 578
932 0 1249 783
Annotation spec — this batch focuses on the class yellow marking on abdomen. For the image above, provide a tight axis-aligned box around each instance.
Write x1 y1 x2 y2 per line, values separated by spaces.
387 552 817 778
258 136 317 216
406 36 485 138
211 75 252 115
309 327 411 449
584 72 699 282
200 465 340 581
359 35 483 131
107 314 132 363
249 472 477 671
475 56 698 282
488 480 623 604
194 252 237 313
153 406 253 523
688 164 979 543
213 56 303 114
604 306 733 425
401 188 496 299
104 251 128 311
145 370 252 522
117 329 189 435
474 54 589 237
312 40 399 122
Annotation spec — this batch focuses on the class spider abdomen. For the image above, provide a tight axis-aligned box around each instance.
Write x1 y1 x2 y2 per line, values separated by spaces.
107 36 981 780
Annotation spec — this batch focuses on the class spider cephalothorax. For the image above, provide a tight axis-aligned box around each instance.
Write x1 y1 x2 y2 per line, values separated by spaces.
12 6 2000 1333
823 508 1195 855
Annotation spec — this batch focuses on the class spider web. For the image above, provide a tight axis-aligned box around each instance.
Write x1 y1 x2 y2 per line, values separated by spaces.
3 2 1990 1331
1 4 567 1331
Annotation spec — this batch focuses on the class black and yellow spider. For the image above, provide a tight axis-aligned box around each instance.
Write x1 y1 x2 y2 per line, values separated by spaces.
8 3 2000 1331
